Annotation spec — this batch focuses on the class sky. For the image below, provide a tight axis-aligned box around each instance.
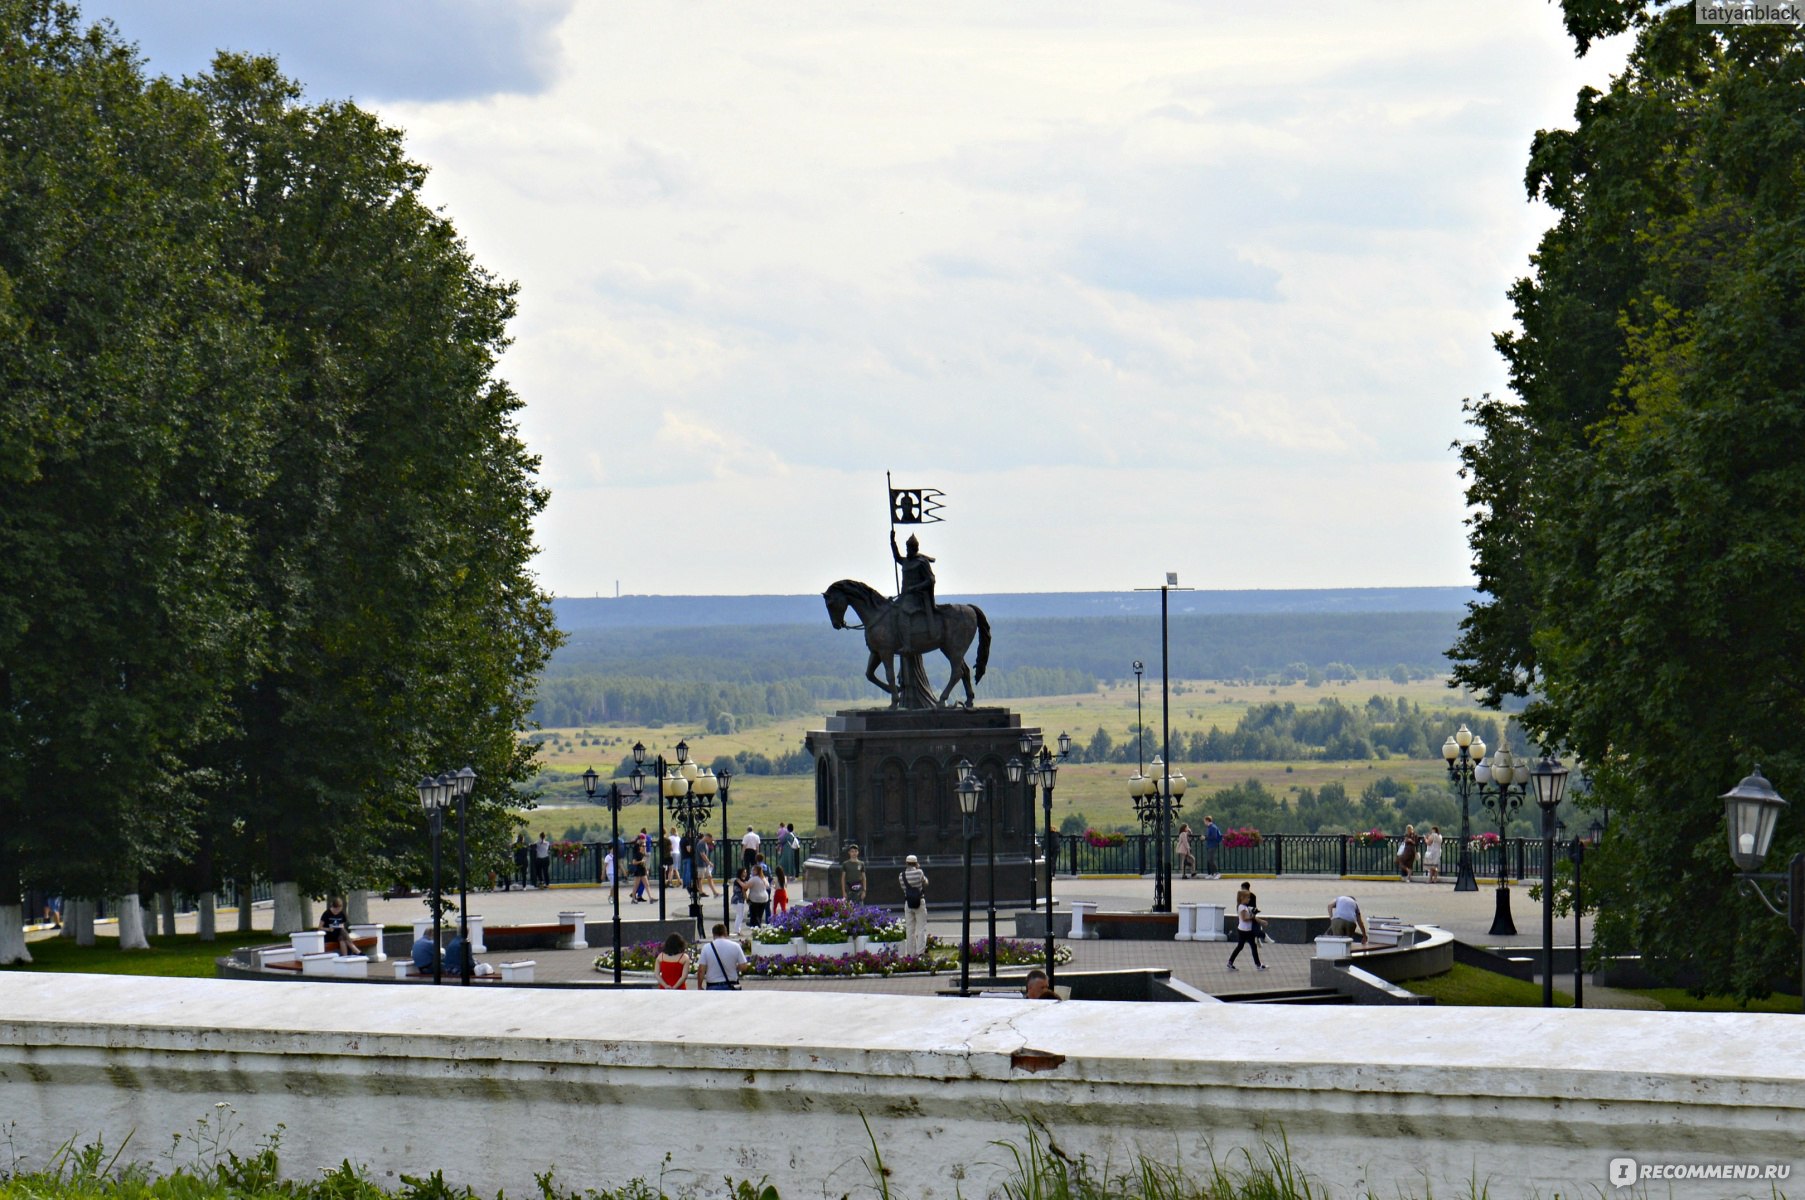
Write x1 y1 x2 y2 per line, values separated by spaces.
92 1 1633 598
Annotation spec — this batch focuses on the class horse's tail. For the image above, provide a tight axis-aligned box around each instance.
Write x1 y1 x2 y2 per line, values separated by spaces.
972 605 990 683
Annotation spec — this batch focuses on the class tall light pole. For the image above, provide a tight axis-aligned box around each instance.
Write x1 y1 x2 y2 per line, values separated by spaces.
451 765 476 986
1132 661 1145 775
1722 766 1804 1013
1040 736 1067 986
1529 755 1569 1008
1135 575 1192 913
957 771 982 996
957 758 998 978
654 741 716 940
1131 757 1186 912
584 767 624 987
1442 725 1485 892
718 769 733 930
1478 744 1531 935
415 774 451 985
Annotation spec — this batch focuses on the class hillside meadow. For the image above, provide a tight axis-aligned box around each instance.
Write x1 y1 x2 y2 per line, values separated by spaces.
517 677 1489 837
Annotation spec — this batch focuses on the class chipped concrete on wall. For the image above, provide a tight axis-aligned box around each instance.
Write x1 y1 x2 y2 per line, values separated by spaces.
1 973 1802 1198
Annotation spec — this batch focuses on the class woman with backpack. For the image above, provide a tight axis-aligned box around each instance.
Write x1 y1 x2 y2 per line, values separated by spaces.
898 853 930 956
729 867 749 933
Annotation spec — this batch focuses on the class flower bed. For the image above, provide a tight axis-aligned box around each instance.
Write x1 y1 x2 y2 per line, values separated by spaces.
1222 826 1263 848
1472 831 1501 847
1352 828 1390 846
551 840 585 864
594 931 1072 978
1083 829 1127 848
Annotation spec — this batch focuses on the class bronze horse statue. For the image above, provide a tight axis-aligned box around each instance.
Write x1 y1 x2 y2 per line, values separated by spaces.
823 579 991 708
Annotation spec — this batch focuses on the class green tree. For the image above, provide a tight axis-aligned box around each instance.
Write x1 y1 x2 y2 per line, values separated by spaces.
1449 4 1805 998
176 54 559 930
0 1 274 960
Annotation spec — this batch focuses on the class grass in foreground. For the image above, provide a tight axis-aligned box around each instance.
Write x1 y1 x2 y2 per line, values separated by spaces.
1403 963 1574 1008
0 933 236 979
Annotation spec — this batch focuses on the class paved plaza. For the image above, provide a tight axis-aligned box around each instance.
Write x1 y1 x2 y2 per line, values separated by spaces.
29 871 1592 1000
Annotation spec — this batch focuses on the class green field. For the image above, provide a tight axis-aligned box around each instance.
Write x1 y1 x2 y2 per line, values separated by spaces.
2 933 236 978
519 677 1490 836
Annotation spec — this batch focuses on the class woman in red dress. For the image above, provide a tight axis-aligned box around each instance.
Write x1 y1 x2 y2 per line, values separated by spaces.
656 933 689 990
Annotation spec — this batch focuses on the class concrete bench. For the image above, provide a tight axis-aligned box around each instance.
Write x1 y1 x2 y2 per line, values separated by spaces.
500 961 536 983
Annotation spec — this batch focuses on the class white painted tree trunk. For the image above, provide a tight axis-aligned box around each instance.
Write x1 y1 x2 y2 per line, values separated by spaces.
73 899 95 946
346 889 370 924
116 895 150 950
60 902 77 938
299 894 315 930
197 893 216 942
0 904 32 965
272 881 304 935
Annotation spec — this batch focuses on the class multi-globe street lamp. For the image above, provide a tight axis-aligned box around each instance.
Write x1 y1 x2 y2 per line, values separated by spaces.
583 766 625 986
1443 725 1534 932
1131 755 1187 912
415 765 475 985
956 770 983 996
1008 731 1069 989
1722 766 1804 1013
1528 754 1570 1008
636 740 717 940
1442 725 1487 892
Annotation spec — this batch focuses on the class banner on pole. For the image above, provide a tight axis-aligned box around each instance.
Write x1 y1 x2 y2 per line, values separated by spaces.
888 487 944 525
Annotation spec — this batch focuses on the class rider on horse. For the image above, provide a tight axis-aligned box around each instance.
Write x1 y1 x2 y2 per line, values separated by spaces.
891 531 940 643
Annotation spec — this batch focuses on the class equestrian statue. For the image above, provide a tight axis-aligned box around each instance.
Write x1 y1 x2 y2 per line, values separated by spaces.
823 533 991 708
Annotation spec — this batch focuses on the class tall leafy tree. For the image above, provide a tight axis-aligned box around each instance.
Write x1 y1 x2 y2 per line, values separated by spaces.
184 56 558 927
1450 3 1805 998
0 0 273 961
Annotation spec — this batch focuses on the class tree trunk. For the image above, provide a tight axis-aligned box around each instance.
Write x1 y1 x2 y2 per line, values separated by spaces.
60 901 78 938
235 880 254 933
72 898 95 945
197 893 216 942
0 904 31 965
346 889 370 924
159 889 177 936
271 880 304 935
116 895 150 950
299 893 315 930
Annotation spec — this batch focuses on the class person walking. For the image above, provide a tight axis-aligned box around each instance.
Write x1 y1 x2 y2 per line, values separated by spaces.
741 826 761 873
1226 884 1266 971
655 933 690 990
898 854 930 956
784 823 802 875
1397 824 1420 882
1175 824 1195 879
666 829 683 889
841 844 866 903
771 866 790 916
697 832 717 897
1423 825 1444 884
745 861 772 928
729 867 749 933
1202 816 1224 879
695 923 747 991
510 834 529 890
630 842 649 903
533 831 552 888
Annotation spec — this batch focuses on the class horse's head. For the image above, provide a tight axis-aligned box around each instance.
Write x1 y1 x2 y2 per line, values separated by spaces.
823 585 849 630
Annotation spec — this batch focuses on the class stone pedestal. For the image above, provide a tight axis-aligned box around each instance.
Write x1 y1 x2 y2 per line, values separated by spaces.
1193 903 1226 942
557 912 587 950
350 923 385 961
804 706 1042 908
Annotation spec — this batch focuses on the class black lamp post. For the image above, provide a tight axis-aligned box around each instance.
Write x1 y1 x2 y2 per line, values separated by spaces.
958 758 997 978
1134 576 1192 914
450 764 476 985
584 767 624 987
663 748 717 939
1529 755 1569 1008
415 774 451 985
718 769 733 930
1131 755 1187 913
1722 766 1804 1014
1441 724 1486 892
1039 737 1067 986
957 770 981 996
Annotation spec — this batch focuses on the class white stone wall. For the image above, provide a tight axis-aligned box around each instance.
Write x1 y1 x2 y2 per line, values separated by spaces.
1 973 1802 1199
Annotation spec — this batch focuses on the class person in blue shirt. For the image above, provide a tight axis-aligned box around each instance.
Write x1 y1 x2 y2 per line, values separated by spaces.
1202 816 1224 880
410 934 439 974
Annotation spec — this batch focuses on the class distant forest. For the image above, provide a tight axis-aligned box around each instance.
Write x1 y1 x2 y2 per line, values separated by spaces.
530 610 1462 728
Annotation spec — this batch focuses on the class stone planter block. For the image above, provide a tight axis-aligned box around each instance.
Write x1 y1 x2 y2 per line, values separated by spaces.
813 940 853 958
392 961 414 979
467 915 486 954
290 931 326 956
1067 901 1098 940
1175 903 1197 942
752 940 790 958
557 912 587 950
332 955 369 979
350 923 385 961
1315 936 1354 960
500 960 536 982
790 938 809 957
257 947 297 969
853 935 869 954
299 951 338 976
1193 903 1226 942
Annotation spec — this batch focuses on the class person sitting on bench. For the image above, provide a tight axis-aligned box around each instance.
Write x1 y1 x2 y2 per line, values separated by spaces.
1024 968 1061 1000
320 896 357 955
410 933 440 974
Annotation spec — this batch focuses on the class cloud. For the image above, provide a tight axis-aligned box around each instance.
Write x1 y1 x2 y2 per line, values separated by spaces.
85 0 573 102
